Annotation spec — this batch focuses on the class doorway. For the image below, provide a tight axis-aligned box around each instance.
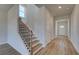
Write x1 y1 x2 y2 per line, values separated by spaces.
55 19 69 36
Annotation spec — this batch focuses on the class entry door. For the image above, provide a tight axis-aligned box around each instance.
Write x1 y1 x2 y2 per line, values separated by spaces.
56 20 68 36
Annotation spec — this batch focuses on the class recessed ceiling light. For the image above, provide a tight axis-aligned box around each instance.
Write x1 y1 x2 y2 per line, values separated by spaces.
58 6 62 9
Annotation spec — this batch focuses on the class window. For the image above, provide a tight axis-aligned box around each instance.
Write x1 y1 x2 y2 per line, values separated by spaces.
60 25 64 28
19 5 25 18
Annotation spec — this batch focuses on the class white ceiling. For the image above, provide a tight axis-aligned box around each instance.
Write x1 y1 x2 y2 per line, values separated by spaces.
0 4 13 11
36 4 75 16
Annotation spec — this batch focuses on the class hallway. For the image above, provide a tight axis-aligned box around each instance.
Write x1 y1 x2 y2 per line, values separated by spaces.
37 36 78 55
0 4 79 55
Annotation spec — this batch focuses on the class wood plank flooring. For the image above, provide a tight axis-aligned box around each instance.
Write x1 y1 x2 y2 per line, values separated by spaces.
37 36 78 55
0 43 21 55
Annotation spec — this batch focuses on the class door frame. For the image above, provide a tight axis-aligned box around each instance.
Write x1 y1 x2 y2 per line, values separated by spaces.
55 19 69 36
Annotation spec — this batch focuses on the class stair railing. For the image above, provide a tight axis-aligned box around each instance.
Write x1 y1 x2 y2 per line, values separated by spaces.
18 17 33 54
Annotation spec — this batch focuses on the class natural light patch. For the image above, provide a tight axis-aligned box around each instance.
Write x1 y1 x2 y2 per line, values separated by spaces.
60 25 64 28
19 5 25 18
59 41 65 49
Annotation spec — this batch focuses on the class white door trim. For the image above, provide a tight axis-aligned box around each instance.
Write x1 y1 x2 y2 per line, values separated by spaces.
55 19 69 36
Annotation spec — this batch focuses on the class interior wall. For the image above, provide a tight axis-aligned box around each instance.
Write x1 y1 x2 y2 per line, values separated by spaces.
7 5 29 55
21 4 54 47
0 11 7 44
43 7 54 45
71 5 79 53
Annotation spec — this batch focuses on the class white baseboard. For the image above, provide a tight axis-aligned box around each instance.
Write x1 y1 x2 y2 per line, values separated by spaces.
0 42 7 45
69 38 79 53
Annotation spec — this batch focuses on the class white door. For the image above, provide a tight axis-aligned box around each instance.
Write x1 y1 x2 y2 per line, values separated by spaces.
56 20 68 36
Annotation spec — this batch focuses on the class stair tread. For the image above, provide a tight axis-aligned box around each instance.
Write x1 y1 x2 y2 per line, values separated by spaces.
31 39 38 42
32 40 39 45
33 46 43 55
32 42 39 48
32 43 42 52
36 48 46 55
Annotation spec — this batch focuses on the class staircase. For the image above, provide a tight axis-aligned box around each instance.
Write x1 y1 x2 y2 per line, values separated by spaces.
18 17 43 55
0 43 20 55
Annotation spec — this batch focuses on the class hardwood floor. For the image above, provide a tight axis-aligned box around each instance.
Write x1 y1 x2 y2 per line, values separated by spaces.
0 43 21 55
37 36 78 55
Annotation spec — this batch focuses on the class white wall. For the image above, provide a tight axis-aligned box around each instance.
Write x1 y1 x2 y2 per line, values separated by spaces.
8 5 29 55
21 4 54 47
0 11 7 44
42 7 54 45
71 5 79 53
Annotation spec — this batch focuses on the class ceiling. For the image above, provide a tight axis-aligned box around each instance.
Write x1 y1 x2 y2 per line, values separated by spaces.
36 4 75 16
0 4 13 11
